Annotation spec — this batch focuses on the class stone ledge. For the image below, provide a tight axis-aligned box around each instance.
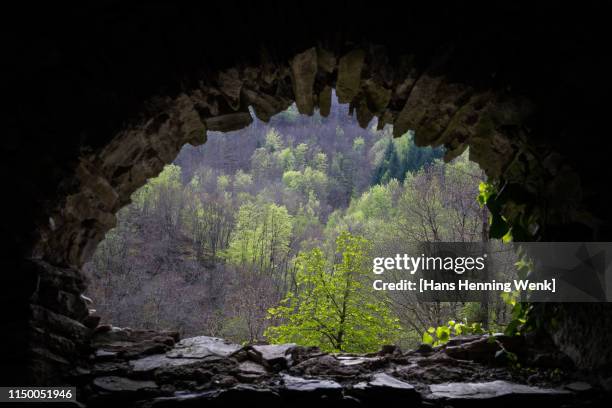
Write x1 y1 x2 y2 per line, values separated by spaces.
78 333 607 407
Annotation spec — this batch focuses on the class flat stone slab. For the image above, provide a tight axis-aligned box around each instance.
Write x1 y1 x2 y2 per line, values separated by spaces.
130 354 197 374
93 376 158 393
336 355 381 366
428 380 571 403
368 372 415 391
166 336 241 359
351 372 418 401
95 349 118 360
238 361 267 375
280 374 342 394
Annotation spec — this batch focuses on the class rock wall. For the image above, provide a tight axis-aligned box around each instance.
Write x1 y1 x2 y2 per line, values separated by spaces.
27 260 95 384
2 2 612 387
81 331 598 407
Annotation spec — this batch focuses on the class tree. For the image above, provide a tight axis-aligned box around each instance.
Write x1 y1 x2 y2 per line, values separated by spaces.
371 131 444 184
282 167 328 200
265 231 400 353
314 152 328 172
277 148 296 171
264 128 284 152
329 153 355 208
372 138 399 184
224 202 293 278
131 164 185 237
294 143 309 170
233 169 253 191
251 148 274 181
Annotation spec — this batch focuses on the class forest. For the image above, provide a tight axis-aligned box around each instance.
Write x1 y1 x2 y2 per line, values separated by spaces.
85 99 514 352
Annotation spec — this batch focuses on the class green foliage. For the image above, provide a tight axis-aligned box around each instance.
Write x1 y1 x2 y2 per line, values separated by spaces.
477 181 496 207
294 143 309 169
234 170 253 190
314 152 328 172
371 131 443 185
131 164 184 230
478 181 510 239
251 148 274 180
264 128 284 152
275 104 300 123
132 164 183 209
501 247 535 335
422 320 485 347
478 183 541 337
277 148 296 171
346 183 395 222
224 202 292 273
217 174 230 191
281 170 302 190
478 181 538 242
282 167 328 199
265 231 400 352
373 138 401 184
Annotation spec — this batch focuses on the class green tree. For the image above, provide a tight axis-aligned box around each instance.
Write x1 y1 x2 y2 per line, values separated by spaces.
251 148 273 181
370 131 443 184
277 148 296 171
234 170 253 191
372 138 400 184
329 152 355 207
217 174 230 191
313 152 328 173
265 231 400 352
131 164 184 236
294 143 309 170
282 167 328 199
224 202 293 276
264 128 283 152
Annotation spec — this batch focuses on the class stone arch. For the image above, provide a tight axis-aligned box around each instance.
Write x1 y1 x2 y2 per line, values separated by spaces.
25 45 594 384
38 45 550 269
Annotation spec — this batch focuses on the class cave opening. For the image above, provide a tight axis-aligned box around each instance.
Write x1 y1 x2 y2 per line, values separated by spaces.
17 42 609 405
83 94 509 352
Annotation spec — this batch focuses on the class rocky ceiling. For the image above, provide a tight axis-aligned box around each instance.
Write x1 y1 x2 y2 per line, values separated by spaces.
1 1 611 389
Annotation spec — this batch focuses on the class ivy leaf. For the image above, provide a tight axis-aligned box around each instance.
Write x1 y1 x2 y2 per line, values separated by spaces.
436 326 450 342
478 182 495 207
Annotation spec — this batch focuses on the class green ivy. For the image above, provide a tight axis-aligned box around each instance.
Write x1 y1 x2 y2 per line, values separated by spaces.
500 246 537 335
478 181 511 239
478 181 540 242
477 182 540 337
422 320 485 347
